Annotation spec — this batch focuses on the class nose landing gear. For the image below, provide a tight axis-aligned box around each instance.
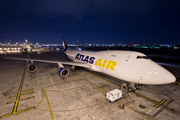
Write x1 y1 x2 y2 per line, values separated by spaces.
121 83 142 92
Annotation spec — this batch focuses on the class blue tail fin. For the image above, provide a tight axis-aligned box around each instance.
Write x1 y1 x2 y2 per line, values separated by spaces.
62 36 67 53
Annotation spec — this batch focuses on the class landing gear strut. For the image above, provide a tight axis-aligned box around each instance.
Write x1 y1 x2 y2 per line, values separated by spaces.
70 65 76 72
121 83 141 92
128 83 136 92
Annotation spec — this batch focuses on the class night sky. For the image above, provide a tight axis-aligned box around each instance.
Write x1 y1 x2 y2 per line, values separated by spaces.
0 0 180 45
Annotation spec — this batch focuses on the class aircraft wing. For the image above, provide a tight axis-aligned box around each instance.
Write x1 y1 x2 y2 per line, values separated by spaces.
5 57 92 68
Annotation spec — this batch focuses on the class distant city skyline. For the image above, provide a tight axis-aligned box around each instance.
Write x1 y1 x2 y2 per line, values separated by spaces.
1 36 180 45
1 41 179 47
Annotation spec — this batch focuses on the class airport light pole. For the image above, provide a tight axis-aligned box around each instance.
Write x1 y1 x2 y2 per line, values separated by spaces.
25 39 28 45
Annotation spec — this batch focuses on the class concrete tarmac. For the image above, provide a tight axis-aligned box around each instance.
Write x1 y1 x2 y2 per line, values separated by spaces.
0 51 180 120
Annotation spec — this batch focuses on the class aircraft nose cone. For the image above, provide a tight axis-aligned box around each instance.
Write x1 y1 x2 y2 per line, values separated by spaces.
164 72 176 84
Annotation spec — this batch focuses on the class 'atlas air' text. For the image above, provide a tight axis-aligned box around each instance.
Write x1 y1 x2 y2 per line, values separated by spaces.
75 53 117 71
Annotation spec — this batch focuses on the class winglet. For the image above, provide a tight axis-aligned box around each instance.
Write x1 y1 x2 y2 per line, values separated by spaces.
62 36 67 53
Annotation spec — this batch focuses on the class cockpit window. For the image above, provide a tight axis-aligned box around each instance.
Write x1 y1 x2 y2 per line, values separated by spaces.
136 56 149 59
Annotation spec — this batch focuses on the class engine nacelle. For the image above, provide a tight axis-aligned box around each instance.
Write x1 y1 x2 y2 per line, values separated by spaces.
58 67 69 78
28 63 37 72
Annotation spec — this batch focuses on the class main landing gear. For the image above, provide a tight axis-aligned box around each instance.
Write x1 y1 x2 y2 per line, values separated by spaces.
121 83 142 92
70 65 76 72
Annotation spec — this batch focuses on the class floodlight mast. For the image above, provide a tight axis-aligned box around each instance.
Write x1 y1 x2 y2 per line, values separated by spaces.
25 39 28 45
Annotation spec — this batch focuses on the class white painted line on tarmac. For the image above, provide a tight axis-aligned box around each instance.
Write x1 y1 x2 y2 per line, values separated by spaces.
49 77 58 90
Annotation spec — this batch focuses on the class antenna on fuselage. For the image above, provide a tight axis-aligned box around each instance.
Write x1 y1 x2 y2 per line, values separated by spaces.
62 36 67 53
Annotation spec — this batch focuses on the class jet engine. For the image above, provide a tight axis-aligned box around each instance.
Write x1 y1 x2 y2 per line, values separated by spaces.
58 63 69 78
28 62 37 72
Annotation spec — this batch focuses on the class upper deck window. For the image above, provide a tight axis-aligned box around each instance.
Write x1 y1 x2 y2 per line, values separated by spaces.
136 56 149 59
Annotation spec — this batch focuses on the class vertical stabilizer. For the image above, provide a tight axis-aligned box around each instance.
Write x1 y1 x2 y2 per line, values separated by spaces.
62 36 67 53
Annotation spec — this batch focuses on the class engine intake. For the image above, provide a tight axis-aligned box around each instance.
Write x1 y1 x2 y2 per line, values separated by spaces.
28 63 37 72
58 67 69 78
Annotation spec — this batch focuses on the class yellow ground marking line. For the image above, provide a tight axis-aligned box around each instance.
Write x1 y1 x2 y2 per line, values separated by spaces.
1 61 35 118
11 88 34 94
36 97 45 108
1 107 35 118
21 91 34 95
145 86 180 101
90 84 149 120
7 96 35 104
44 90 54 120
35 87 46 108
91 83 107 93
12 61 28 113
154 99 167 108
9 91 34 98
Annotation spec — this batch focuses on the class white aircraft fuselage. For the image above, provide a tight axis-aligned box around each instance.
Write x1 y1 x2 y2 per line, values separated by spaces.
65 49 176 85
